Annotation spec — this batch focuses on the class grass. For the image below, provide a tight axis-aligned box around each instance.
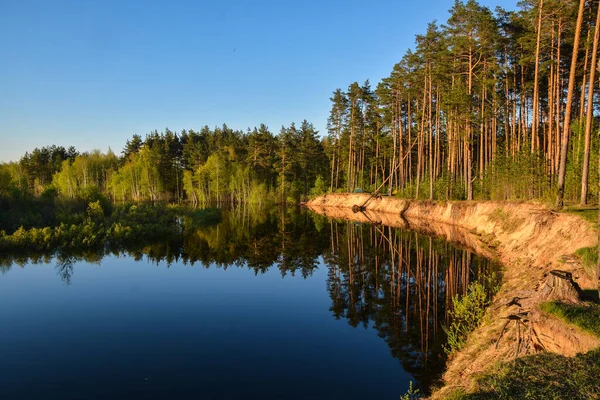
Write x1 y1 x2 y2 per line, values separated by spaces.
453 349 600 399
562 205 598 225
574 245 598 272
540 301 600 339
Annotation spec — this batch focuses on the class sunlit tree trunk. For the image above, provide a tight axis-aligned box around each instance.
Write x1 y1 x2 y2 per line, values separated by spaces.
531 0 544 154
580 2 599 205
556 0 585 209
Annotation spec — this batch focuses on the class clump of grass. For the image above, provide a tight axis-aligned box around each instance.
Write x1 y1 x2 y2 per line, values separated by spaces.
574 245 598 272
456 349 600 399
443 388 467 400
540 301 600 339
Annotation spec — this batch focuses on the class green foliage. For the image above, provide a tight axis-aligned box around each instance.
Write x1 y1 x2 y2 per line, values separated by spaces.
18 145 77 194
399 381 420 400
457 349 600 399
443 273 500 355
320 0 599 206
52 151 118 199
477 148 551 202
40 185 58 200
574 246 598 272
2 120 330 207
393 172 468 201
87 201 105 222
0 168 14 197
310 175 327 197
540 301 600 339
248 182 271 206
564 120 600 204
109 146 163 201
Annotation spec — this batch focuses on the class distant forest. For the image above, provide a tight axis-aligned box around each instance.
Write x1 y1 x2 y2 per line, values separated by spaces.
0 121 327 206
1 0 599 207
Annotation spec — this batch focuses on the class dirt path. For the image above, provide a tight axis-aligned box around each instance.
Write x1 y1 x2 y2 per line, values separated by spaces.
306 194 600 398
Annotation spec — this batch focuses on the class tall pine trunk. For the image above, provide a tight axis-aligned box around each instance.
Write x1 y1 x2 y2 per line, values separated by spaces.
580 3 600 205
531 0 544 154
556 0 585 209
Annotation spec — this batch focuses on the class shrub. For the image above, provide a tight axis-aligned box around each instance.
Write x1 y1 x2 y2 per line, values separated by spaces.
444 273 500 355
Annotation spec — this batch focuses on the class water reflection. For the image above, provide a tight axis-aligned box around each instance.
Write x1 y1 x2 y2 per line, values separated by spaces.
322 220 496 388
55 255 76 285
0 206 497 391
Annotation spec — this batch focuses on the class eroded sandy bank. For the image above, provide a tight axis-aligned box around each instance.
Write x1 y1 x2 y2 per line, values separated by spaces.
306 193 600 397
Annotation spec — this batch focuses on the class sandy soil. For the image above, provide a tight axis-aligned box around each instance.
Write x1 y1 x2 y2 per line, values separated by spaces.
305 193 600 398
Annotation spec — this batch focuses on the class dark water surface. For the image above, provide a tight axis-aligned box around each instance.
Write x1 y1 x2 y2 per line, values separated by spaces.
0 207 497 399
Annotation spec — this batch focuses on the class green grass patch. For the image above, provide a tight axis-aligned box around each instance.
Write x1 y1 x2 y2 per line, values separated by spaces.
540 301 600 339
456 349 600 399
562 205 598 225
574 245 598 272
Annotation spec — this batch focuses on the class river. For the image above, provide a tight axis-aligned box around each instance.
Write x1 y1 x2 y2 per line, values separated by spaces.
0 206 498 399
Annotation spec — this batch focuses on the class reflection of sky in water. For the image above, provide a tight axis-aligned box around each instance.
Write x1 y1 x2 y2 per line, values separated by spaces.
0 254 411 400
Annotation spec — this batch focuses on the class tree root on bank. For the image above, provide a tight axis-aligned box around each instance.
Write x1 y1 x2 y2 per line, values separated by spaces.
495 269 583 358
495 311 547 357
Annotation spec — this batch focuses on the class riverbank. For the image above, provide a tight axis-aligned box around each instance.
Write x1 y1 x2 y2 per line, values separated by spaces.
305 193 600 398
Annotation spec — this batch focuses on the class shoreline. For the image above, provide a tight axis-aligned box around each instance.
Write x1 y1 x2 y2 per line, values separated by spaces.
305 193 600 397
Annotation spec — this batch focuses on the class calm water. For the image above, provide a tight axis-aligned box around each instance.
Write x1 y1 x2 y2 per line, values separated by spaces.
0 207 497 399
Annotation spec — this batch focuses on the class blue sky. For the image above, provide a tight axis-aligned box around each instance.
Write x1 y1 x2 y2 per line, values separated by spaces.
0 0 518 162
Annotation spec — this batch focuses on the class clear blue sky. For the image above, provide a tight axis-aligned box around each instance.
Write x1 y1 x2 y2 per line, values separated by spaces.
0 0 518 162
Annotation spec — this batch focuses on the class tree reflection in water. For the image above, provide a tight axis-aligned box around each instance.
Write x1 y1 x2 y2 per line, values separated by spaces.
0 206 498 390
323 219 499 388
55 254 75 285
